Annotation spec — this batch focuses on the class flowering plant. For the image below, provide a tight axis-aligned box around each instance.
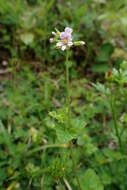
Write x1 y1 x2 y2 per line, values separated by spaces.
50 27 85 51
50 27 85 190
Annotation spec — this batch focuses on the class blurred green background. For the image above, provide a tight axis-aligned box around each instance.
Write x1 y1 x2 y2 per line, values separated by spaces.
0 0 127 74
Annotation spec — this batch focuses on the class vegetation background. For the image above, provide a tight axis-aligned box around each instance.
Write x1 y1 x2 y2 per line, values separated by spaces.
0 0 127 189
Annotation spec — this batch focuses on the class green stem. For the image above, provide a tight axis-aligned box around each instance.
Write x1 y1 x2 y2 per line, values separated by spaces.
65 50 82 190
66 50 70 128
110 97 123 152
27 144 67 156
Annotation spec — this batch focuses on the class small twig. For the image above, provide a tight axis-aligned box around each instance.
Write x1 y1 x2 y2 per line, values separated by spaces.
0 68 11 74
63 178 72 190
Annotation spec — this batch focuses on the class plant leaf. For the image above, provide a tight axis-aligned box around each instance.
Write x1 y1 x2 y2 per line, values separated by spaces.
80 168 104 190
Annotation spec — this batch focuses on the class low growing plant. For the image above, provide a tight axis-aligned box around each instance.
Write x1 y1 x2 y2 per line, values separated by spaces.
49 27 85 190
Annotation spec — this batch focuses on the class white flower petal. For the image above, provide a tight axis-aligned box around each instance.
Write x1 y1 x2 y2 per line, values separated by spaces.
65 27 73 34
68 41 73 47
56 42 62 47
60 32 67 39
61 45 66 51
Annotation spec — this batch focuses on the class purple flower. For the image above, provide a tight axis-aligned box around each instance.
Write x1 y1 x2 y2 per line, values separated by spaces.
56 27 73 51
50 27 85 50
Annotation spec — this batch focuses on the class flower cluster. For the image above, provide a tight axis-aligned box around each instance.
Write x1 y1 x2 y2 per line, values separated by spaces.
50 27 85 51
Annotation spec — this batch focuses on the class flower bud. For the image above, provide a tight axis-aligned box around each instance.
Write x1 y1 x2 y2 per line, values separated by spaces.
52 31 56 36
50 38 54 43
74 41 85 46
80 41 85 45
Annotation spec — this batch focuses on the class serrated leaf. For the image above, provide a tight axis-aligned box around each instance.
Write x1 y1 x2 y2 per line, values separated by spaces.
20 33 34 45
55 127 76 143
80 169 104 190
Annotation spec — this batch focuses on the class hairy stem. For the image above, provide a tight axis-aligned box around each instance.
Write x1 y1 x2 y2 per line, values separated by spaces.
66 50 70 127
65 50 82 190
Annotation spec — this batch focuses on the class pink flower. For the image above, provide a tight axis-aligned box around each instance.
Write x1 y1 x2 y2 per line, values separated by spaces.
50 27 85 50
56 27 73 51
